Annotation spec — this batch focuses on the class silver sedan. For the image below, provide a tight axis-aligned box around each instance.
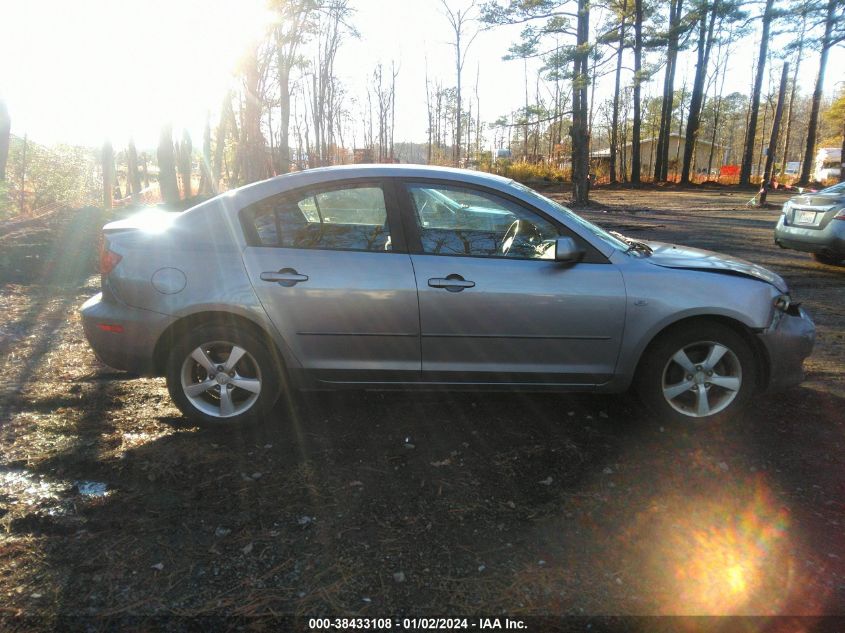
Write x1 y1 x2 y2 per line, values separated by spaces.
80 165 815 426
775 181 845 265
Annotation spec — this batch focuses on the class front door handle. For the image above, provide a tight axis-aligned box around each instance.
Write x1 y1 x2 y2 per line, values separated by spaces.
260 268 309 287
428 274 475 292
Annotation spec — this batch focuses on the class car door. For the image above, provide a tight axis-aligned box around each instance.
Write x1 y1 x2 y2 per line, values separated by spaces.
241 180 420 384
401 181 626 385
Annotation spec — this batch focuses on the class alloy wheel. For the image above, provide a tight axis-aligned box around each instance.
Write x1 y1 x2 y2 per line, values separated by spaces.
180 341 262 419
661 341 742 418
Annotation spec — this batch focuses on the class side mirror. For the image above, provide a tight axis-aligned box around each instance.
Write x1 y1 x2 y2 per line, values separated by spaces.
555 237 585 263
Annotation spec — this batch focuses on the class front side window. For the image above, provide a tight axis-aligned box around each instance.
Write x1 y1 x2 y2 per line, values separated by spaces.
508 180 630 252
246 185 391 252
408 184 560 259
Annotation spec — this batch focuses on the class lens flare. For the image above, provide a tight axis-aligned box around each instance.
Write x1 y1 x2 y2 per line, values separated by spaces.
652 475 792 615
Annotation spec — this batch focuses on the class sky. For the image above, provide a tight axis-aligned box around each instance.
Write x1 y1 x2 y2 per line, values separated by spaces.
1 0 843 150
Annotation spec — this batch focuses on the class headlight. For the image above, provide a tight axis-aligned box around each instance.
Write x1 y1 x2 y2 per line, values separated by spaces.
774 294 791 312
781 201 791 215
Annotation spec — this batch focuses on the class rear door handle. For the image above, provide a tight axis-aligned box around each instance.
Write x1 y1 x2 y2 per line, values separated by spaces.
428 274 475 292
260 268 309 287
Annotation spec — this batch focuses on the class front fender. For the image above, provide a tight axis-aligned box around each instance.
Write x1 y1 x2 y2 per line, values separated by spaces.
608 261 778 391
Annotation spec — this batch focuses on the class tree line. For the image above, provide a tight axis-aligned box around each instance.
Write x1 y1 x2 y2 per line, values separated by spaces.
0 0 844 214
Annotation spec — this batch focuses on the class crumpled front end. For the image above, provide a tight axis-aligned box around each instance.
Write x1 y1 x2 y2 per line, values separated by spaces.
757 305 816 391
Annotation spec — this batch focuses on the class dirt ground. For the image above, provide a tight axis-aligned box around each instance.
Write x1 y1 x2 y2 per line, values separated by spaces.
1 186 843 628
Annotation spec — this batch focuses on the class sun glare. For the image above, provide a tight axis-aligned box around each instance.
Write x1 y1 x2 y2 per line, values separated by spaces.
726 563 748 595
653 476 793 615
1 0 274 147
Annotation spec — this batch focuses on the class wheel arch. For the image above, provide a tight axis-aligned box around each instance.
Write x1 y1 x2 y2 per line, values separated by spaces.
632 315 770 391
152 310 288 377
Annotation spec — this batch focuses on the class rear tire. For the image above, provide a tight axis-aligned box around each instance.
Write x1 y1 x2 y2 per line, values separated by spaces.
166 324 281 425
812 252 843 266
636 322 757 426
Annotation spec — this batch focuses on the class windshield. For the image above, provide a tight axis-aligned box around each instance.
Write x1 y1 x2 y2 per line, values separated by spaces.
421 187 465 211
819 181 845 195
508 181 630 252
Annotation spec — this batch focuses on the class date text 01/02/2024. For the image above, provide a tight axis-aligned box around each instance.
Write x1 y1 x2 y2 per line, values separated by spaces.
307 617 528 630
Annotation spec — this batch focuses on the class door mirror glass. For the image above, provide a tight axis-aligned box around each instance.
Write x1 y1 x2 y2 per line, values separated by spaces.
555 237 585 263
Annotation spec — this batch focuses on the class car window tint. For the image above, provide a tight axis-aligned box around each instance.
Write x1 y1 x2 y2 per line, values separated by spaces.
253 210 278 246
247 185 392 252
407 184 559 260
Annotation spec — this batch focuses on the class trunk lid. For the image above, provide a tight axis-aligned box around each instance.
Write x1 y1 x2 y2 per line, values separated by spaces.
103 209 182 236
785 192 844 230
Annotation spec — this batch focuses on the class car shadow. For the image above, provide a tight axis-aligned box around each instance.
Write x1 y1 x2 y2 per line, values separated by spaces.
5 383 844 620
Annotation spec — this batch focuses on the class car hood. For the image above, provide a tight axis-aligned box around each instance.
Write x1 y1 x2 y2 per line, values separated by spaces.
645 241 788 292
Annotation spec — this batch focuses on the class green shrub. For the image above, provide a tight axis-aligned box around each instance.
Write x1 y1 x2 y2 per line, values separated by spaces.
478 160 571 184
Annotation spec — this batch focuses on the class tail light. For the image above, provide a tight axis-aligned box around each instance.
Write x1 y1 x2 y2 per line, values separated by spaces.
99 239 122 276
834 208 845 221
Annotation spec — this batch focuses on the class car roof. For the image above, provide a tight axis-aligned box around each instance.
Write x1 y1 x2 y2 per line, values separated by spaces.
211 164 517 212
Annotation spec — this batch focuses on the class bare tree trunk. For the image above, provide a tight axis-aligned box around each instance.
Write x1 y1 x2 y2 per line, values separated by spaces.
673 79 687 180
779 16 805 178
455 23 462 166
740 0 774 186
756 94 771 180
390 61 397 161
707 33 730 176
655 0 683 181
241 48 266 184
141 153 150 188
425 61 433 164
609 0 627 184
681 0 718 184
212 91 231 189
278 65 292 173
442 1 478 166
523 57 529 161
178 129 193 199
127 139 142 202
0 100 9 181
533 73 540 161
312 73 322 166
588 48 598 139
102 141 114 210
763 63 789 188
631 0 643 183
798 0 835 186
570 0 591 204
621 98 629 180
157 125 180 206
199 117 214 195
18 134 27 214
475 64 481 159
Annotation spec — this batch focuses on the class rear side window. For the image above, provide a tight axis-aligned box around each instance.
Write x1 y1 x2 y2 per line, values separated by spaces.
243 185 392 252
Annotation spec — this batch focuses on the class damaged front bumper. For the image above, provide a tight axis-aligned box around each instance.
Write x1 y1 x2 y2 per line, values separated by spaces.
756 305 816 391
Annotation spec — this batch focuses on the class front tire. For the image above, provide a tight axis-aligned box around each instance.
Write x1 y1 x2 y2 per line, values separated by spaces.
166 324 281 425
636 322 757 426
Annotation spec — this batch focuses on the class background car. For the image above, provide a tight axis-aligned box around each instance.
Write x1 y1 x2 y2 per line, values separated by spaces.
775 180 845 265
81 165 815 427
